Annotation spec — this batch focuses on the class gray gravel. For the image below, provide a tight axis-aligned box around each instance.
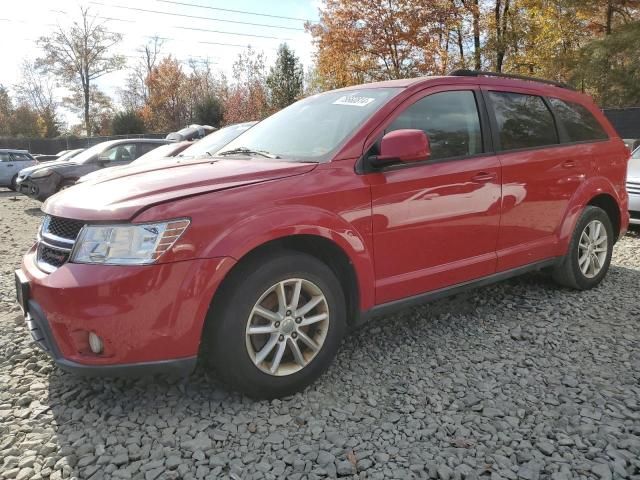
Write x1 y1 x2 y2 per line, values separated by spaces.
1 189 640 480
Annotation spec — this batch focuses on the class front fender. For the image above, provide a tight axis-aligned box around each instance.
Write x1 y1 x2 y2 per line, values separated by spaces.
557 175 627 251
204 205 376 311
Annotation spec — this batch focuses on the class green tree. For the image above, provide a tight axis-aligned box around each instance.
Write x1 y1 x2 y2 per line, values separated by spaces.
572 21 640 106
0 85 12 135
38 7 125 136
9 105 41 137
193 96 223 127
112 110 146 135
266 44 304 111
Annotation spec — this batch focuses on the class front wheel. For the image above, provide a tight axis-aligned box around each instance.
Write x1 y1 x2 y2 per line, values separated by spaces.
552 206 614 290
202 251 346 398
9 174 18 191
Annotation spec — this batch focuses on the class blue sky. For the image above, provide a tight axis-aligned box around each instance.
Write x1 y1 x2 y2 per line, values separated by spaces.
1 0 320 125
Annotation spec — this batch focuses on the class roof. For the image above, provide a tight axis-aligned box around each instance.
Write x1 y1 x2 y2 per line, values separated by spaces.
0 149 29 153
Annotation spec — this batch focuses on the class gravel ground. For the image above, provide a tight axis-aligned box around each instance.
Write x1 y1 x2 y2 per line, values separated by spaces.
1 189 639 480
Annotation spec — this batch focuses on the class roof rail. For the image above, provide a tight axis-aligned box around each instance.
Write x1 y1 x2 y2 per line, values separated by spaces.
448 69 575 91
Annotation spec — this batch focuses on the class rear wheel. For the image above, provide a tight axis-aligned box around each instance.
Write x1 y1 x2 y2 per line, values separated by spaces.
552 206 613 290
202 251 346 398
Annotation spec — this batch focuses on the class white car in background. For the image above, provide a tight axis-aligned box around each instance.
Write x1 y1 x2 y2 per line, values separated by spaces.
0 149 36 191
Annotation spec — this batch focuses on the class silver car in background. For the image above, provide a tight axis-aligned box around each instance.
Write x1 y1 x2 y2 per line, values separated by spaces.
0 149 36 190
628 146 640 226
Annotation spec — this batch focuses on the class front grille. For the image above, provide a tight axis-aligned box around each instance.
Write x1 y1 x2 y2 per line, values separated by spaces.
38 244 70 268
36 215 85 273
46 216 85 240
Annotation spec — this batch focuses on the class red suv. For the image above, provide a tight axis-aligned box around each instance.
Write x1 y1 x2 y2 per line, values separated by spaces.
16 71 629 398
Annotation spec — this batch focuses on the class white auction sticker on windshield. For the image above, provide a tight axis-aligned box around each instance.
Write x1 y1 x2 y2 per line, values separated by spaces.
333 95 376 107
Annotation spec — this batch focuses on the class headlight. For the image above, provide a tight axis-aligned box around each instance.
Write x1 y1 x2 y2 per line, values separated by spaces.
70 219 190 265
31 168 52 179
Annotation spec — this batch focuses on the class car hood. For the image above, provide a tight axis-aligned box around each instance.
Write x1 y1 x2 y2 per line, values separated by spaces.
628 154 640 182
43 157 318 221
20 159 73 176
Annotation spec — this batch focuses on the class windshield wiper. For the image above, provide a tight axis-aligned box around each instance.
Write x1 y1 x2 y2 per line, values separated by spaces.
216 147 280 159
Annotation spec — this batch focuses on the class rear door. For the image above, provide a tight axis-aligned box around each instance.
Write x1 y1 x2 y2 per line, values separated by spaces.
367 86 502 304
0 152 13 186
483 88 588 271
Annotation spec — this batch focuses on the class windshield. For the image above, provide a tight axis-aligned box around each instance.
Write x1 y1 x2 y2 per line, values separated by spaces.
67 142 116 164
180 122 257 157
133 143 182 164
218 88 402 162
57 149 83 162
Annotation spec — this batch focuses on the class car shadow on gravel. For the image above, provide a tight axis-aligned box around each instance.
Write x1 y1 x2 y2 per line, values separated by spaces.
24 207 44 218
39 265 640 479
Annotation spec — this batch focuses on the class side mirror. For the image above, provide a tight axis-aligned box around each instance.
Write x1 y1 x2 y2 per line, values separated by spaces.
371 129 431 167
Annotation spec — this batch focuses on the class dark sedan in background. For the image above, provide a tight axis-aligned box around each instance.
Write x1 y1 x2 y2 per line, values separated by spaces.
18 139 170 201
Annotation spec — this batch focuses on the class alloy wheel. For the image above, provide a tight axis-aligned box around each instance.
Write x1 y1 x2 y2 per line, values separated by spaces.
577 219 608 278
245 278 330 376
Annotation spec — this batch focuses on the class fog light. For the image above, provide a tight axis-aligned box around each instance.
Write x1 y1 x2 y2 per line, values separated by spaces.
88 332 103 354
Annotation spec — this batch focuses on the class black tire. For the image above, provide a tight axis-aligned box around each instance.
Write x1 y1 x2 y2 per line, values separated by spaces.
552 206 614 290
202 250 346 399
9 174 18 192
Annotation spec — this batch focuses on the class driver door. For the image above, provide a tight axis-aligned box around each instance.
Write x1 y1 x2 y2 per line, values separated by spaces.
367 86 502 304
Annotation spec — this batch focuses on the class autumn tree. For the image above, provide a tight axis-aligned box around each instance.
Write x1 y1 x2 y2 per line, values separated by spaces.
121 36 164 111
144 56 188 131
307 0 454 88
224 47 270 124
266 44 304 111
15 60 60 137
38 7 124 136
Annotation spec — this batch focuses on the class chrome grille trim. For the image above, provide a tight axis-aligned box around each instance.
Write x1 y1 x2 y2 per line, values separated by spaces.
36 215 86 273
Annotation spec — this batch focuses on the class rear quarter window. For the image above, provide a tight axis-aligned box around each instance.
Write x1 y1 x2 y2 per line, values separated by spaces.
488 91 559 151
548 98 609 142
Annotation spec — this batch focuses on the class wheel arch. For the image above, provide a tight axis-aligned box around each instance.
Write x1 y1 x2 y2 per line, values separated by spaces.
210 234 364 327
587 193 620 241
558 177 625 250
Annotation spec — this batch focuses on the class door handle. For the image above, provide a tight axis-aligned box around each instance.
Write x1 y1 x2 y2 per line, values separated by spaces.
471 172 496 183
6 164 13 167
562 160 576 169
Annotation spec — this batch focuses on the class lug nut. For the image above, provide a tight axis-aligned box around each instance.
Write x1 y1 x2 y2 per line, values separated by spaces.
295 317 302 324
279 335 285 341
292 332 298 339
286 310 292 316
274 321 280 328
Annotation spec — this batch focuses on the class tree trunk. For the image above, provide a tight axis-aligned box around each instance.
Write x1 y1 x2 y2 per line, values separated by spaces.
84 78 91 137
605 0 613 35
473 0 481 70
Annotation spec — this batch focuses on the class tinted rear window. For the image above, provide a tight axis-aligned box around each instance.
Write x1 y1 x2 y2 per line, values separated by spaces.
488 91 558 151
548 98 608 142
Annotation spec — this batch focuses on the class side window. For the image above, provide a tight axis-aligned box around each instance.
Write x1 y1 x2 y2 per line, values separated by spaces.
387 90 483 161
0 152 12 162
101 145 137 162
11 152 32 162
488 91 558 151
136 143 159 158
548 98 609 142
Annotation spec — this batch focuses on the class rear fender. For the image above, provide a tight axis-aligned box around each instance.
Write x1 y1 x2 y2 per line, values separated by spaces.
557 176 626 253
